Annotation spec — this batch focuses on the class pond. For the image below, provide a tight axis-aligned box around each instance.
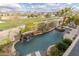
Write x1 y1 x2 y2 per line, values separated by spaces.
15 30 64 56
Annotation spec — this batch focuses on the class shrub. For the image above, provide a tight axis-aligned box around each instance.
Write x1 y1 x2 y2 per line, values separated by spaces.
62 39 72 46
20 26 30 33
49 39 72 56
59 28 65 32
56 42 69 52
0 37 12 51
49 46 61 56
55 28 65 32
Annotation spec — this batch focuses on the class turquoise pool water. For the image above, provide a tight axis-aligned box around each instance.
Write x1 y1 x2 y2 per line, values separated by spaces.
15 30 64 56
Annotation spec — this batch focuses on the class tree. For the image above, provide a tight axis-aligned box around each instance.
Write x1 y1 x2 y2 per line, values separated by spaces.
47 21 55 28
37 22 48 33
44 13 51 18
65 14 79 25
73 14 79 25
55 7 72 17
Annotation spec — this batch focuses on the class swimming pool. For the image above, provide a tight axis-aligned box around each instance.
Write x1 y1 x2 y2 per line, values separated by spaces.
15 30 64 56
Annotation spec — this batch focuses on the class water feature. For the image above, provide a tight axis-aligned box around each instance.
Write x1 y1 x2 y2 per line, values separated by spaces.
15 30 64 56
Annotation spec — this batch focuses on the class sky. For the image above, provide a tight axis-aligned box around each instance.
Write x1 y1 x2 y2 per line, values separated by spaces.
0 3 79 12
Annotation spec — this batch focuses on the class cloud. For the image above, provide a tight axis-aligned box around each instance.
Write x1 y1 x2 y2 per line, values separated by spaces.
0 3 22 9
0 3 79 12
9 4 22 8
47 3 61 6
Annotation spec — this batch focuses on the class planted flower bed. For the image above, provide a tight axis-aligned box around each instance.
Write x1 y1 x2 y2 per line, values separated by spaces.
47 39 72 56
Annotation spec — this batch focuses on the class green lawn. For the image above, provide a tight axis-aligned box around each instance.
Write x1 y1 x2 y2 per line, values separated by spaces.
0 17 42 30
0 16 62 31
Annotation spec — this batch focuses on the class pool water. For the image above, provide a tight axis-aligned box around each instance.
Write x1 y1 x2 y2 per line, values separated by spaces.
15 30 64 56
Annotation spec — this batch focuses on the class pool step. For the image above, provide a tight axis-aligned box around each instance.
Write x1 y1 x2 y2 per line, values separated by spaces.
26 54 31 56
35 51 41 56
26 51 41 56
